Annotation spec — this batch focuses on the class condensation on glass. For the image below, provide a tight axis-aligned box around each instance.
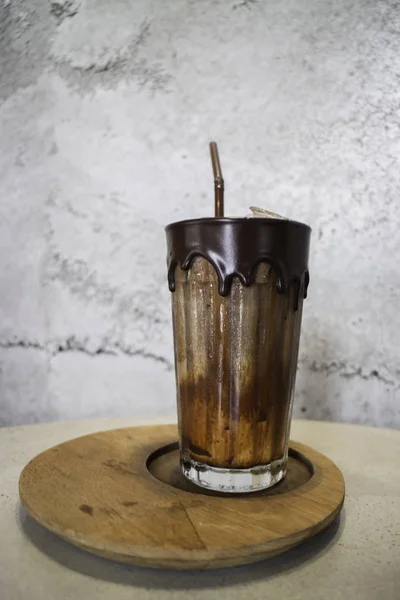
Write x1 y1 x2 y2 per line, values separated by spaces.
171 256 304 493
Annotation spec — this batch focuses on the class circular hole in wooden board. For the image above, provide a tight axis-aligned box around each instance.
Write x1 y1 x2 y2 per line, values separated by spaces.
19 424 345 570
147 443 313 497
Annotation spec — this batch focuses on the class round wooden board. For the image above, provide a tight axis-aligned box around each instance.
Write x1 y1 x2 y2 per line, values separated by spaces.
19 424 345 570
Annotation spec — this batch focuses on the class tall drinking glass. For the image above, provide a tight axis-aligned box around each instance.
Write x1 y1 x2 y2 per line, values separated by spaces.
166 217 311 493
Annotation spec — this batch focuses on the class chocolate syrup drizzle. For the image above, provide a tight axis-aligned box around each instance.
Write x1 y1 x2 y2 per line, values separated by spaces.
166 218 311 311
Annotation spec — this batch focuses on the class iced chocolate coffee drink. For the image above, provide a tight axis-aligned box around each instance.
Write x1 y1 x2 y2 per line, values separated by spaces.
166 144 311 493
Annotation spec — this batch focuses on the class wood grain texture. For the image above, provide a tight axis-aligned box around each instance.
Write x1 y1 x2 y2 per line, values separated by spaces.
19 424 345 570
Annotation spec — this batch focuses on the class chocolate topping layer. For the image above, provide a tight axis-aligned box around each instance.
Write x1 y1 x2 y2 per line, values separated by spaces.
166 218 311 307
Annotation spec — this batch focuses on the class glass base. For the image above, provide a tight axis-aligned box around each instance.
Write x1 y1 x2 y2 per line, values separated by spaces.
181 457 286 493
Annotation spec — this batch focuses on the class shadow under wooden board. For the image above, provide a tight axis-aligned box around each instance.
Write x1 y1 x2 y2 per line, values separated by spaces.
19 424 345 570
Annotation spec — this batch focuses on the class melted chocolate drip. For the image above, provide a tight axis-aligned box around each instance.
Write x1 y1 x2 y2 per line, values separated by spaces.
166 218 311 310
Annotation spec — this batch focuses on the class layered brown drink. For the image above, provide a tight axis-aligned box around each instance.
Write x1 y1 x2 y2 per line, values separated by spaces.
166 216 311 493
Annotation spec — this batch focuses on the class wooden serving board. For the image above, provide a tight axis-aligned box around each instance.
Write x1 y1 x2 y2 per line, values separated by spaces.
19 424 345 570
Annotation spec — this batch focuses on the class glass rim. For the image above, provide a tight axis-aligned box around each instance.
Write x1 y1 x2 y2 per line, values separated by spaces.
165 216 312 232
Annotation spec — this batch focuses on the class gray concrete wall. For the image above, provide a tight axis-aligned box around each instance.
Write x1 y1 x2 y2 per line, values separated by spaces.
1 0 399 427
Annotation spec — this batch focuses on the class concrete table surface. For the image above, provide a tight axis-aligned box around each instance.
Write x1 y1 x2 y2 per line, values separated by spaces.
1 417 399 600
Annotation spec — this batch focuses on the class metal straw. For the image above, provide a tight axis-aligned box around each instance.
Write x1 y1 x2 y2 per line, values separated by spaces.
209 142 224 217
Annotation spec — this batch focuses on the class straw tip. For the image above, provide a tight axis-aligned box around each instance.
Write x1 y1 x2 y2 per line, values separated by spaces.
209 141 224 217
